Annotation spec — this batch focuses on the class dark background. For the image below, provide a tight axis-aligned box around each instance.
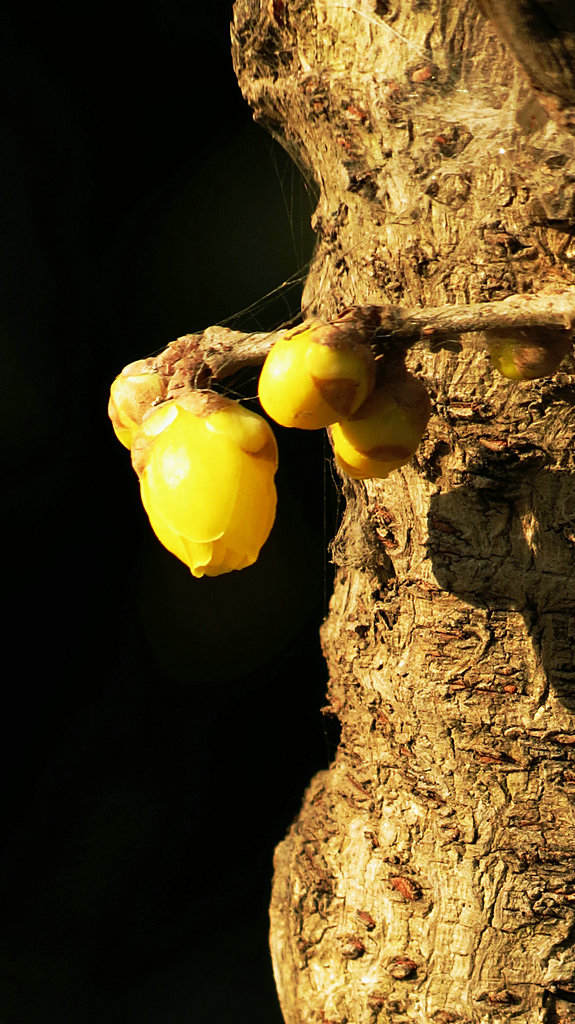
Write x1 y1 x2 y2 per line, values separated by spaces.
1 2 336 1020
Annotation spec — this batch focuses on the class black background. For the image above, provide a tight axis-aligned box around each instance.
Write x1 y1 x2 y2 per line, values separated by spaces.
2 2 336 1020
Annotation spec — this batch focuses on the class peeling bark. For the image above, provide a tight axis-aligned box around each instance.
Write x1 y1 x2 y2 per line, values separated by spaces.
232 2 575 1021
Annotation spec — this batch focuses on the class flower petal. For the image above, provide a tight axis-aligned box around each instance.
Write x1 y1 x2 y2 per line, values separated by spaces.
205 404 278 460
142 408 242 543
221 451 277 562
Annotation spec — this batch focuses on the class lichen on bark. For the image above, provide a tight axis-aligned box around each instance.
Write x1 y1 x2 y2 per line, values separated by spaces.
232 2 575 1021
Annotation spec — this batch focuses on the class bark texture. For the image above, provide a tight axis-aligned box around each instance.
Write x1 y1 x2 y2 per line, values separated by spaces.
232 2 575 1021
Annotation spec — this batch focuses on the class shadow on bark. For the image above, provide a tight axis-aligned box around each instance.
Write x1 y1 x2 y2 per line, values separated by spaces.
427 460 575 711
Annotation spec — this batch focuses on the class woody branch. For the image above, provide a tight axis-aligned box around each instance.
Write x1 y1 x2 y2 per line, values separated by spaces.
152 287 575 391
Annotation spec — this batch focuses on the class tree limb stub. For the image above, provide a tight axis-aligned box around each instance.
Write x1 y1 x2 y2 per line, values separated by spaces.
155 288 575 389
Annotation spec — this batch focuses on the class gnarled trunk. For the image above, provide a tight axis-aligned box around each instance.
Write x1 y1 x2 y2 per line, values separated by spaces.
232 2 575 1021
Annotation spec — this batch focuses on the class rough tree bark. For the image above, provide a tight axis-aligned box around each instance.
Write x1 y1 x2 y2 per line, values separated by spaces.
231 2 575 1022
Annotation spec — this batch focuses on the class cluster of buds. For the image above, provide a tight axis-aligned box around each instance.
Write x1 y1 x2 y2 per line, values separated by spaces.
109 365 278 577
109 299 575 577
258 318 431 480
109 307 574 577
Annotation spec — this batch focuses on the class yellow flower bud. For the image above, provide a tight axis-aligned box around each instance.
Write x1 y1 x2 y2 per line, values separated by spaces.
108 359 167 448
485 327 572 381
331 374 431 480
132 392 278 577
258 320 375 429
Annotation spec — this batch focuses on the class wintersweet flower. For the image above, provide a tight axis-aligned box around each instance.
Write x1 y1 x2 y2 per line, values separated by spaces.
131 392 278 577
258 320 375 429
485 327 572 381
331 374 431 480
108 359 167 448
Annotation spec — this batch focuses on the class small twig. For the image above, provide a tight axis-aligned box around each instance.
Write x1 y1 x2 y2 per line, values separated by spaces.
154 288 575 386
393 290 575 341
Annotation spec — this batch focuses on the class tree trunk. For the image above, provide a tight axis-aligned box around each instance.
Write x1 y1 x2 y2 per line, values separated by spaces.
232 2 575 1021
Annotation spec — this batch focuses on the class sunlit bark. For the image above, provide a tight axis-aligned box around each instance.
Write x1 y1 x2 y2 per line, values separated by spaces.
232 2 575 1021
